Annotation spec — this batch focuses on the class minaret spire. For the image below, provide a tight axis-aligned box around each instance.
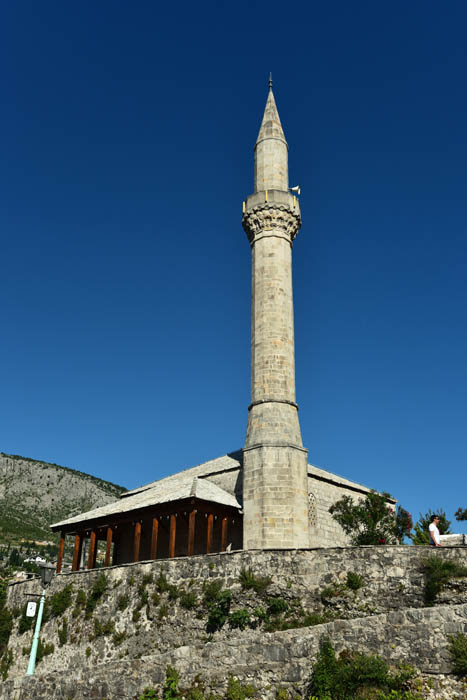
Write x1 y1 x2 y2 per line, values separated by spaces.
241 83 310 550
254 81 288 192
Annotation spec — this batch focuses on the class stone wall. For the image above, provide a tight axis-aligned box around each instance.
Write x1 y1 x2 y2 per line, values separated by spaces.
2 546 467 699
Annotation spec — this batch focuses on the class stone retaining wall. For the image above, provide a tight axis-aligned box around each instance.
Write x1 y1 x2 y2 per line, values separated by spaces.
2 546 467 699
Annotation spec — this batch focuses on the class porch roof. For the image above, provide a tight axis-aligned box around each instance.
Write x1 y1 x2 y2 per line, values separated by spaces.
51 476 241 531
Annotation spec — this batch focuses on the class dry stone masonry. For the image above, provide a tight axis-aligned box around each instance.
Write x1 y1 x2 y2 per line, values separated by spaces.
1 546 467 699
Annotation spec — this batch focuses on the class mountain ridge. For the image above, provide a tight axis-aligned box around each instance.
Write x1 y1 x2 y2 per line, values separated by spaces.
0 452 126 544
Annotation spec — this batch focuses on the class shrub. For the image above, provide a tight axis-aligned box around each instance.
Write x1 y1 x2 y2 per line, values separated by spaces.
225 675 256 699
0 607 13 654
156 571 169 593
266 598 288 616
307 639 417 699
206 590 232 633
0 648 13 680
179 589 197 610
448 632 467 677
93 618 114 637
36 638 54 664
167 585 179 601
329 491 403 545
50 584 73 618
73 589 86 618
18 605 34 635
229 609 251 630
117 594 129 611
346 571 364 591
320 585 344 604
139 690 158 700
422 556 467 605
58 619 68 646
85 573 108 618
158 603 169 620
238 568 272 595
202 580 223 607
112 630 127 646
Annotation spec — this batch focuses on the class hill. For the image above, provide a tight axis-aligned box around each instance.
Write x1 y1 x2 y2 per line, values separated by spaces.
0 452 126 545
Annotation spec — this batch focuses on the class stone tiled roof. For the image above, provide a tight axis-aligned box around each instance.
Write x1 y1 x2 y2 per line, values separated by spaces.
51 475 241 530
123 451 243 498
307 463 395 501
51 449 389 531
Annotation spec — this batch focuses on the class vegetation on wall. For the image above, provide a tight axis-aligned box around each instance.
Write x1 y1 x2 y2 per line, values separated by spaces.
422 556 467 605
306 639 422 700
448 633 467 677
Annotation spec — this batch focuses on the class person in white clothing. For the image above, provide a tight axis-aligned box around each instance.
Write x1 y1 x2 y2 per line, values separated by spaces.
428 515 441 547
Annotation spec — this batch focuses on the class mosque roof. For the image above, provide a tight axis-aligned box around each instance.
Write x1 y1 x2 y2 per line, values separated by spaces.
51 449 394 531
51 473 241 530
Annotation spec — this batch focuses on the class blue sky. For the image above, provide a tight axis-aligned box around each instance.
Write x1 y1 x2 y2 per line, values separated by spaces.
1 1 466 533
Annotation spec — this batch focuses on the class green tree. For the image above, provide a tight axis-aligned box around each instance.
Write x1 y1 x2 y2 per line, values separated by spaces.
455 507 467 521
411 509 451 545
329 491 407 545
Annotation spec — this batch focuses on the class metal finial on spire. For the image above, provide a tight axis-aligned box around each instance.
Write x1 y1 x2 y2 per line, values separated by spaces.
269 72 273 89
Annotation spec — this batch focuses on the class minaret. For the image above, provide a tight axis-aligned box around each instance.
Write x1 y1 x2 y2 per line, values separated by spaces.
241 79 310 549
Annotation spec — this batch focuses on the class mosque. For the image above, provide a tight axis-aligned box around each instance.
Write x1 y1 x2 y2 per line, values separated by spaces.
51 80 387 572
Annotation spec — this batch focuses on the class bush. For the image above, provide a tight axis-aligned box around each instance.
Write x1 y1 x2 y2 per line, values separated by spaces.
73 588 86 618
36 638 54 664
58 619 68 646
18 605 34 635
202 580 223 607
225 675 256 699
85 573 108 618
206 590 232 633
229 609 251 630
422 556 467 605
346 571 364 591
266 598 288 616
93 617 114 637
448 633 467 677
412 509 451 545
238 568 272 595
113 630 127 646
156 571 169 593
179 589 197 609
50 584 73 618
0 606 13 655
307 638 417 699
117 594 129 611
329 491 402 545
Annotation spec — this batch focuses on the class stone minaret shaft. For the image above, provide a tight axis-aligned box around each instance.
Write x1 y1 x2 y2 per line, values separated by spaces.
242 83 310 549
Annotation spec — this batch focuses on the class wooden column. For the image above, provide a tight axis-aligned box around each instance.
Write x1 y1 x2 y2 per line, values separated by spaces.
104 527 113 567
56 531 65 574
221 516 228 552
72 534 82 572
169 514 177 558
206 513 214 554
187 509 196 556
87 530 97 569
133 521 141 563
150 517 159 560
